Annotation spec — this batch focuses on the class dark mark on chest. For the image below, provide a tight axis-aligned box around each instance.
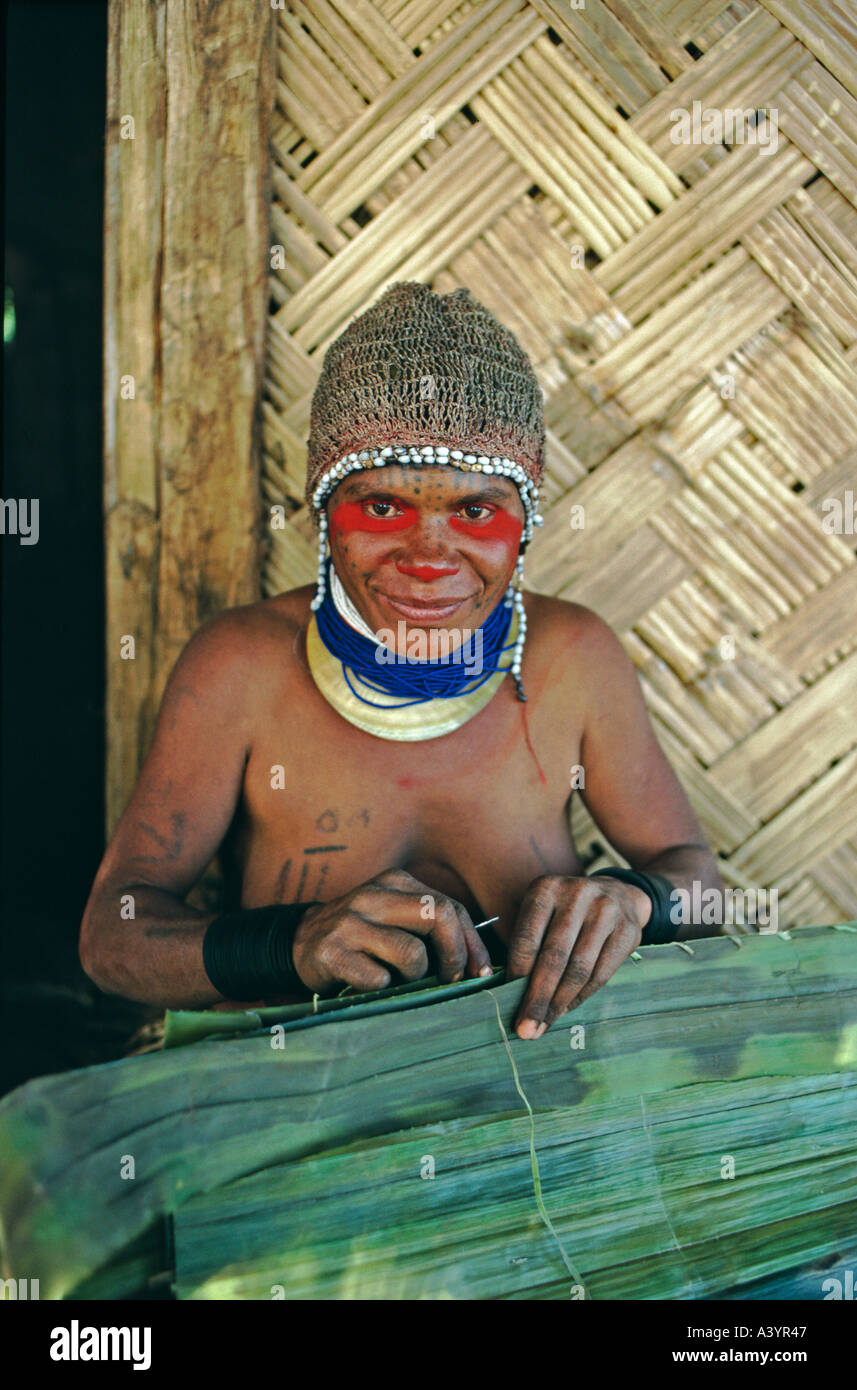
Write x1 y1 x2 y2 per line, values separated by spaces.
295 860 309 901
312 859 331 898
529 835 550 873
274 857 292 903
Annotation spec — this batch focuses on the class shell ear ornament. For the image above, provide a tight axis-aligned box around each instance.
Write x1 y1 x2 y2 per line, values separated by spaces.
510 557 528 702
310 512 329 611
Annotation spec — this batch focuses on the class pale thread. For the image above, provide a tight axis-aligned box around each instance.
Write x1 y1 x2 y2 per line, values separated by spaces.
489 992 585 1293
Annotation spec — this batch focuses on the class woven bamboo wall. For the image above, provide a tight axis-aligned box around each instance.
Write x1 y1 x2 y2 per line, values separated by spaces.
261 0 857 929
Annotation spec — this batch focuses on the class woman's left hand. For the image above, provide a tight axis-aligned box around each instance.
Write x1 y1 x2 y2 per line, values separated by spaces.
507 875 651 1039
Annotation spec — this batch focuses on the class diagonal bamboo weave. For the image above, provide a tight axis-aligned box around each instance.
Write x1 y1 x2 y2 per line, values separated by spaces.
262 0 857 929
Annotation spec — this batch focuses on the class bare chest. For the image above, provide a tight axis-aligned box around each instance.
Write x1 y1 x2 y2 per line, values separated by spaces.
230 662 582 932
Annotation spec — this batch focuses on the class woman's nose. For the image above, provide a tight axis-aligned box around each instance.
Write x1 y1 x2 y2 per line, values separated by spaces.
394 514 460 578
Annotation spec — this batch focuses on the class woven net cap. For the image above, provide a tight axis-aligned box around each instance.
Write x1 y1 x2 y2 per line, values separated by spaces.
305 281 546 506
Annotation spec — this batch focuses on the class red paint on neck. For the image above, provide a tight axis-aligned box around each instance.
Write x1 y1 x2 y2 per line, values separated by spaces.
330 500 416 535
520 703 547 785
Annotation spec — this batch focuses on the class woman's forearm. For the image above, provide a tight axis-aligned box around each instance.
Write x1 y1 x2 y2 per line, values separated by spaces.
79 880 221 1008
636 843 726 941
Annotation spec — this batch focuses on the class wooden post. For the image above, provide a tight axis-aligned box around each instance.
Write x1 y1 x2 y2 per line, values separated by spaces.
103 0 275 835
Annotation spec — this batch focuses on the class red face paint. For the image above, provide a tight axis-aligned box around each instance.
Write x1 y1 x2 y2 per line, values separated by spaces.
329 500 416 536
449 508 523 546
330 498 523 551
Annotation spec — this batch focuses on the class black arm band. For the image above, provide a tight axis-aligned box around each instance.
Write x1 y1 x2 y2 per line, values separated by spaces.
589 868 680 946
202 903 321 1002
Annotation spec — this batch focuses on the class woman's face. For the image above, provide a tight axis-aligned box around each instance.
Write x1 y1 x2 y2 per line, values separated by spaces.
326 464 524 647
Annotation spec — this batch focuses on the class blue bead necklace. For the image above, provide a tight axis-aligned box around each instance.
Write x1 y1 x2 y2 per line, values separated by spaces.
314 561 517 709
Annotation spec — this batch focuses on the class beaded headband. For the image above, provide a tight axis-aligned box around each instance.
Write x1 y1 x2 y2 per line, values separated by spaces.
309 443 542 544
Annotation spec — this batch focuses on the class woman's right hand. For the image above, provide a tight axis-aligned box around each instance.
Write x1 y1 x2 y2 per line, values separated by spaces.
291 867 493 995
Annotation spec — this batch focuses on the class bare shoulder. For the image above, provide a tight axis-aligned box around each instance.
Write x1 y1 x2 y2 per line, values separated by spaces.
167 584 315 702
524 592 650 747
525 591 628 674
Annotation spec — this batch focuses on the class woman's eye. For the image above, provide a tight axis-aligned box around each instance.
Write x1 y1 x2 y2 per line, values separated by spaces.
365 501 400 517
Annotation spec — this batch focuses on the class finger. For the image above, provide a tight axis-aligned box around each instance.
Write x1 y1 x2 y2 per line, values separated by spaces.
351 882 475 984
543 901 622 1024
372 867 423 889
566 920 640 1012
351 883 442 934
515 894 592 1038
425 896 473 983
463 920 494 980
506 876 559 981
332 948 393 994
352 923 429 982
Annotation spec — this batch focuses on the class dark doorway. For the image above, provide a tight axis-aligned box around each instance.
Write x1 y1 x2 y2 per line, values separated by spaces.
2 0 147 1096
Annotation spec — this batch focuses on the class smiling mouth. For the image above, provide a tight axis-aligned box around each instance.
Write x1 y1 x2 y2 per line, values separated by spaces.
377 592 473 622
